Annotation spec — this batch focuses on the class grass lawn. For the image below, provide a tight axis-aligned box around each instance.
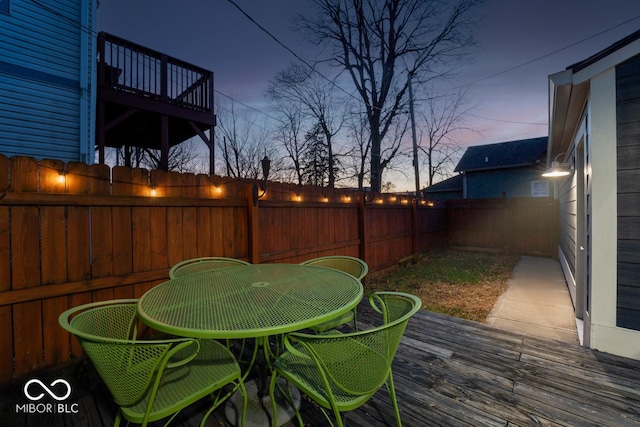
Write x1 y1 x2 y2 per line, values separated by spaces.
365 250 521 322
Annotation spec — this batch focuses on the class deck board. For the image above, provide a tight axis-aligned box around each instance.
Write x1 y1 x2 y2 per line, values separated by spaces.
2 305 640 427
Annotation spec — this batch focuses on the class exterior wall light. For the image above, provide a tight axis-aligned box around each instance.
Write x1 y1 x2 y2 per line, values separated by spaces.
542 153 571 177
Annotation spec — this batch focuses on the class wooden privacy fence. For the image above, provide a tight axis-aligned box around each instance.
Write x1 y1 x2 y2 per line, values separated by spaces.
0 156 448 384
0 156 556 384
447 197 559 256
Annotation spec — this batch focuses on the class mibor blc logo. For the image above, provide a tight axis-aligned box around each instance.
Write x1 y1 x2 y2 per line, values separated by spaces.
15 378 79 414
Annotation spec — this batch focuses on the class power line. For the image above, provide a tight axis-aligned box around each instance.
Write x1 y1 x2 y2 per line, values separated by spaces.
215 89 284 124
453 14 640 90
468 113 546 126
223 0 364 106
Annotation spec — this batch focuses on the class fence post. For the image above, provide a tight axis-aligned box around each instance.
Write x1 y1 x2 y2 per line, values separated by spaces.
247 184 260 263
504 196 510 253
412 199 418 258
358 193 367 263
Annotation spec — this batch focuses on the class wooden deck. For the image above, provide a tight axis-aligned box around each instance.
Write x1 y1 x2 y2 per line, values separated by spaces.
3 304 640 427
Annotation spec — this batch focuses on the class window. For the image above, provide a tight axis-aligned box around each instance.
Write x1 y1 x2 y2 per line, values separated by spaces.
531 180 549 197
0 0 9 14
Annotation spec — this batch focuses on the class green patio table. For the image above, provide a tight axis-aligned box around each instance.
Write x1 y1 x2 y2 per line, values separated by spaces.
137 263 364 427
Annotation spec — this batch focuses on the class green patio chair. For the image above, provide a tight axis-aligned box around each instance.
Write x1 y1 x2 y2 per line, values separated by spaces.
169 256 250 279
268 291 421 427
59 299 247 427
300 256 368 332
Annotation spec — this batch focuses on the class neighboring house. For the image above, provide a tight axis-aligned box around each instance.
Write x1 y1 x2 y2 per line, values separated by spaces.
547 29 640 360
422 174 463 202
0 0 97 163
454 137 549 199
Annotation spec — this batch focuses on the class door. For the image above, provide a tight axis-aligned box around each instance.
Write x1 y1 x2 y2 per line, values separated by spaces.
577 130 592 346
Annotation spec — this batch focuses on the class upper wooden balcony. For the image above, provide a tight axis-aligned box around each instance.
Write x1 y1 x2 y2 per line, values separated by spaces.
96 31 215 170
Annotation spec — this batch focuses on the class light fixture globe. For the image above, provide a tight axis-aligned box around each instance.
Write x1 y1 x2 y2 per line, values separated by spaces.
542 152 571 178
542 160 571 177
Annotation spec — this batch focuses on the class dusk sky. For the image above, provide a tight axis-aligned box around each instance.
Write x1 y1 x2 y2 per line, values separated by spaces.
98 0 640 191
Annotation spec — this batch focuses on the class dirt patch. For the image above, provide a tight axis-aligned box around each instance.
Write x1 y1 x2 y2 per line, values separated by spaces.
365 250 520 322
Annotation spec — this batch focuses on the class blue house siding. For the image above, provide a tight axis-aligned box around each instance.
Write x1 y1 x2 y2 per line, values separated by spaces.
465 167 548 199
0 0 96 163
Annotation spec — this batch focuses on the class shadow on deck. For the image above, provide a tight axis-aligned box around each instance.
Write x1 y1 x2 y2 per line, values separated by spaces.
2 302 640 426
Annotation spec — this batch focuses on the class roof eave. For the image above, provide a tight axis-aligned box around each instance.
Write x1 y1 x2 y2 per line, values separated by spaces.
460 163 541 173
548 70 588 164
548 33 640 163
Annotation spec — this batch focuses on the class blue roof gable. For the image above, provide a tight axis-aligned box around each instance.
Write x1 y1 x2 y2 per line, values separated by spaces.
455 137 548 172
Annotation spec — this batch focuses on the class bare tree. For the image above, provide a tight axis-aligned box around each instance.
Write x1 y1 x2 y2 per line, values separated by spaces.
215 100 273 179
301 0 479 192
109 139 207 173
341 109 370 189
269 97 308 185
266 63 344 188
419 90 472 186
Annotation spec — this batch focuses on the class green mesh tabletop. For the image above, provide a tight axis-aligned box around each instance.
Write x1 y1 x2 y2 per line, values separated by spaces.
137 264 364 339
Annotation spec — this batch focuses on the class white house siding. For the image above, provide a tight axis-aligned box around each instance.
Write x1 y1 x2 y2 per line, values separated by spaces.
0 0 95 163
557 160 578 302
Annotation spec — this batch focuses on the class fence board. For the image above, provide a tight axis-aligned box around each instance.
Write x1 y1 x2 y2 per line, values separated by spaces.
40 206 67 284
91 206 114 277
42 296 68 368
211 208 224 257
132 207 152 273
234 207 249 260
196 207 211 257
10 158 42 377
150 207 168 270
182 206 198 260
111 167 134 279
68 207 91 281
0 155 11 382
167 206 184 267
447 198 557 256
222 207 236 257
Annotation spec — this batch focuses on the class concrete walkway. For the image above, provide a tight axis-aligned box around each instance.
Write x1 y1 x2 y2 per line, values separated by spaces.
486 256 579 343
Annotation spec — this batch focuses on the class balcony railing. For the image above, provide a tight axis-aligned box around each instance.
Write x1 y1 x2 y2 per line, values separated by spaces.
97 31 213 113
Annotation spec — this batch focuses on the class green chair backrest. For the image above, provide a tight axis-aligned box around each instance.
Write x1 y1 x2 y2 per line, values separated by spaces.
58 299 193 407
169 257 250 278
285 292 420 396
370 291 420 324
300 255 369 280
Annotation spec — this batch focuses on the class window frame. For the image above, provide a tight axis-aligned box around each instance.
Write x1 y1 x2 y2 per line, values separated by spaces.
531 180 549 197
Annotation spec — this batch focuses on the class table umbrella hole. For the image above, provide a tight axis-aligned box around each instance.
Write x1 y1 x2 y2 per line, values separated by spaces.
251 282 271 287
